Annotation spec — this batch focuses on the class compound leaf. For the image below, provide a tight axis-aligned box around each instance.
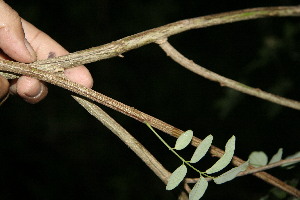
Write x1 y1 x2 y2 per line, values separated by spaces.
206 135 236 174
174 130 193 150
166 165 187 190
190 134 213 163
269 148 283 164
214 161 249 184
249 151 268 167
189 177 208 200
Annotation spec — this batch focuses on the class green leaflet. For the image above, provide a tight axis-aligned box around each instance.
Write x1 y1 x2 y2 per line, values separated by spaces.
189 177 208 200
206 135 236 174
249 151 268 167
269 148 283 164
166 164 187 190
190 134 213 163
281 151 300 167
214 161 249 184
174 130 193 150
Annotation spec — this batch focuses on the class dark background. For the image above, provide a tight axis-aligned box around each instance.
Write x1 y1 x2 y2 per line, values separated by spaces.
0 0 299 199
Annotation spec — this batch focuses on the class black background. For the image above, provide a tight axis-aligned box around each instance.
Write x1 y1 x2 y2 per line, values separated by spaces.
0 0 299 199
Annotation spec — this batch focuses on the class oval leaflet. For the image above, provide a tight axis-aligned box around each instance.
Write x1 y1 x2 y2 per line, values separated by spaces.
214 161 249 184
174 130 193 150
248 151 268 167
166 164 187 190
189 177 208 200
190 134 213 163
206 135 236 174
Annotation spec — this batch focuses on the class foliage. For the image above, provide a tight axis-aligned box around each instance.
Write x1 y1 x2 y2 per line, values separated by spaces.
146 123 249 199
249 148 300 168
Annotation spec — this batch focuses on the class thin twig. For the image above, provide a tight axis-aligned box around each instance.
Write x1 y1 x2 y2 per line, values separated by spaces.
185 157 300 183
74 96 171 182
239 157 300 176
157 39 300 110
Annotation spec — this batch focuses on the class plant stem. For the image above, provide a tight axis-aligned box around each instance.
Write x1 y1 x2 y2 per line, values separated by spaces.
146 122 185 162
146 123 211 176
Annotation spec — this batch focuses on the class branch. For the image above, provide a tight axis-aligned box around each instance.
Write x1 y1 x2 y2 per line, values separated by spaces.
1 5 299 197
32 6 300 68
69 98 191 199
24 6 300 112
157 39 300 110
0 59 184 138
74 97 171 182
186 157 300 183
0 59 299 197
239 157 300 177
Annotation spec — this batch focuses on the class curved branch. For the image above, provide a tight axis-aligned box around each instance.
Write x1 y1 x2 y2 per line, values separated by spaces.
157 39 300 110
33 6 300 69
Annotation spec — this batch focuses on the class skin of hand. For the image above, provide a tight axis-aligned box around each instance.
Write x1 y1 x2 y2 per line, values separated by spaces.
0 1 93 104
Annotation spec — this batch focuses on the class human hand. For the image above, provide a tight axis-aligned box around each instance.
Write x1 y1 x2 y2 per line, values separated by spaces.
0 1 93 104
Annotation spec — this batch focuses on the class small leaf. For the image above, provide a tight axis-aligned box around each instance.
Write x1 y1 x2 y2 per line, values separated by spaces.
206 135 236 174
166 165 187 190
281 151 300 167
189 177 208 200
190 135 213 163
214 161 249 184
269 148 283 164
174 130 193 150
248 151 268 167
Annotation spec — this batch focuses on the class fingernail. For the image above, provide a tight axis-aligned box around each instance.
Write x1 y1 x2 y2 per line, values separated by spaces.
9 83 17 95
24 39 37 61
24 83 48 104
